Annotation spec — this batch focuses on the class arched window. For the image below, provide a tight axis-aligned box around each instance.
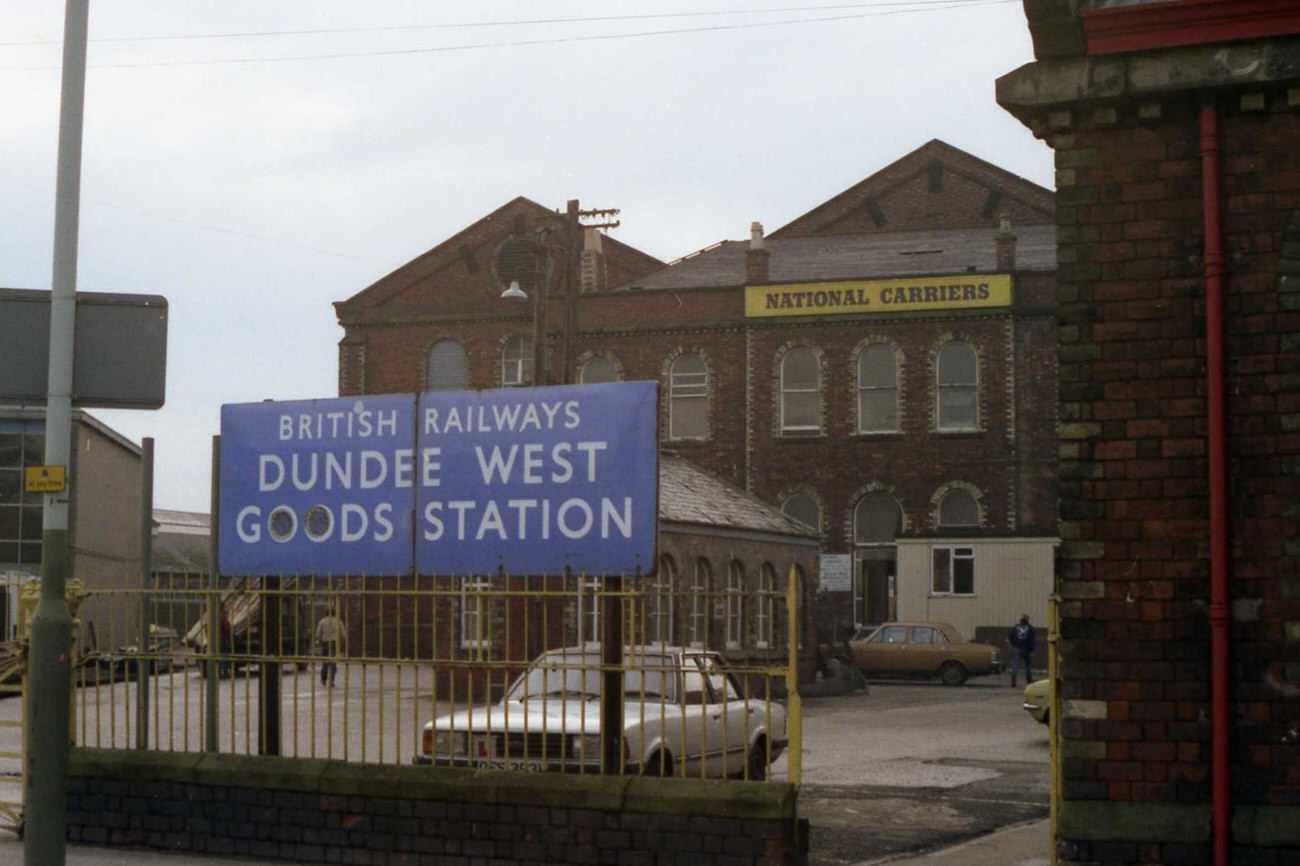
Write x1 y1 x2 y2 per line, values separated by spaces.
686 558 711 647
854 493 902 544
649 555 676 644
725 561 744 649
501 334 533 387
938 488 980 527
426 339 468 392
579 356 617 384
756 563 777 649
936 340 978 430
669 354 708 439
857 344 899 432
780 347 821 434
854 493 902 629
781 493 821 533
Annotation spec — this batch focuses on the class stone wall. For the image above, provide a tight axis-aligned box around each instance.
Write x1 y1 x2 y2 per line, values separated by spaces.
67 748 807 866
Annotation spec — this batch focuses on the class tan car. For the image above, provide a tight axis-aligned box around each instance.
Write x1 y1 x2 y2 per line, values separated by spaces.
848 621 1001 686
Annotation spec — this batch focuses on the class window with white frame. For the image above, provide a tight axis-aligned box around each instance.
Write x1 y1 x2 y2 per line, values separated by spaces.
725 561 744 649
857 343 899 432
577 576 602 644
932 546 975 595
459 577 493 650
501 334 534 387
686 558 711 647
579 356 617 384
669 354 709 439
781 493 821 532
756 564 776 649
938 488 980 527
780 347 821 434
936 340 978 430
648 556 676 644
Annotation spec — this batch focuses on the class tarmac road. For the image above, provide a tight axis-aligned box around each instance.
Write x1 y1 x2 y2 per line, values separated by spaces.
791 674 1050 866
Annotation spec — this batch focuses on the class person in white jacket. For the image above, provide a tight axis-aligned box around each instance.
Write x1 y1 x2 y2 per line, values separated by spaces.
314 607 346 686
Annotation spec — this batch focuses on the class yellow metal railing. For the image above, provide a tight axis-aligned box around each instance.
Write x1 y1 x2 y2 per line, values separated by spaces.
0 643 23 836
1048 593 1061 866
57 572 797 783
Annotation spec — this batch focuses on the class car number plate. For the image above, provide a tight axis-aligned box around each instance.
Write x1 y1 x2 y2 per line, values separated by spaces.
474 759 543 771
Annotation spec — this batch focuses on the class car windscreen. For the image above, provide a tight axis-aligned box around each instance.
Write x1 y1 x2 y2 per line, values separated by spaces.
505 653 675 701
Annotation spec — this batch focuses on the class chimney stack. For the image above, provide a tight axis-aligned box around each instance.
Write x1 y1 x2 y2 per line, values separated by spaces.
580 227 605 292
995 214 1017 272
746 221 770 285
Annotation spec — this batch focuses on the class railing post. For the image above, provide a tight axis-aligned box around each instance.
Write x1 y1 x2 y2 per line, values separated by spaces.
785 564 802 785
135 437 153 750
1049 593 1060 866
259 576 282 755
600 573 624 774
205 436 220 752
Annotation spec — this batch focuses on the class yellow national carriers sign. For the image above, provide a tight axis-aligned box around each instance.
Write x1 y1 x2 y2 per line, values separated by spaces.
745 273 1012 318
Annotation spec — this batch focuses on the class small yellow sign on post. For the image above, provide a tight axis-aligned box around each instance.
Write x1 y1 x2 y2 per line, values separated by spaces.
24 465 66 493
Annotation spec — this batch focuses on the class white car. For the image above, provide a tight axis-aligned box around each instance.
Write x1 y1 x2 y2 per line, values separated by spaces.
416 645 786 780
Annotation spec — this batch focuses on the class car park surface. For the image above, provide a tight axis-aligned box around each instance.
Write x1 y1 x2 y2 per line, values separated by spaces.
794 676 1049 865
847 621 1002 685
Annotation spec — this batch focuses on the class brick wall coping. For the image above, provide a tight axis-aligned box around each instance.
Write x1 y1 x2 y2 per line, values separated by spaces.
1061 801 1300 848
69 748 799 821
997 35 1300 121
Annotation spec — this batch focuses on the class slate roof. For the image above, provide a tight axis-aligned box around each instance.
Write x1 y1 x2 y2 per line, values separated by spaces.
613 224 1057 292
659 455 819 541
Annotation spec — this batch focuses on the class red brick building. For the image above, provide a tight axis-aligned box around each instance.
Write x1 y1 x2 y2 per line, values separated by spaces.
998 0 1300 862
335 140 1060 654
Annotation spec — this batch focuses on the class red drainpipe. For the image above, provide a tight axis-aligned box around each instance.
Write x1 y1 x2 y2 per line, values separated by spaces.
1199 102 1231 866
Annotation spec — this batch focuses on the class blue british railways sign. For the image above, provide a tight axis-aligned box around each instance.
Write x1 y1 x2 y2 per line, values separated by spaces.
218 382 658 577
219 394 416 576
415 382 658 575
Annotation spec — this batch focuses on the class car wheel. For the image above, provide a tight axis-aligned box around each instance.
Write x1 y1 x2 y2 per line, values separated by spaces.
745 739 768 782
642 750 674 777
939 661 968 686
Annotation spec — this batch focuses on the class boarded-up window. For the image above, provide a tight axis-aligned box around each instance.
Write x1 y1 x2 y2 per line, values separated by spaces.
938 488 979 527
782 494 820 532
426 340 468 391
854 493 901 544
579 356 617 384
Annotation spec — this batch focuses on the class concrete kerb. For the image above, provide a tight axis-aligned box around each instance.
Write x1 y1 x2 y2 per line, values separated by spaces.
851 818 1051 866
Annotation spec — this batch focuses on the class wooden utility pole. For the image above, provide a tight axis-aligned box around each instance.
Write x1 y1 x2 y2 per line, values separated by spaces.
560 201 620 384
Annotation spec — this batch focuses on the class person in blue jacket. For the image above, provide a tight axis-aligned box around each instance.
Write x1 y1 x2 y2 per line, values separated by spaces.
1008 613 1036 687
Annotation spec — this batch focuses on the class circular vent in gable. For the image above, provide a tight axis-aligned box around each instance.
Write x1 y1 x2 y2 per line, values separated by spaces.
494 235 539 292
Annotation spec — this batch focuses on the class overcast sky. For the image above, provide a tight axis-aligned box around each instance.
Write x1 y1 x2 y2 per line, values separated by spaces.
0 0 1053 514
